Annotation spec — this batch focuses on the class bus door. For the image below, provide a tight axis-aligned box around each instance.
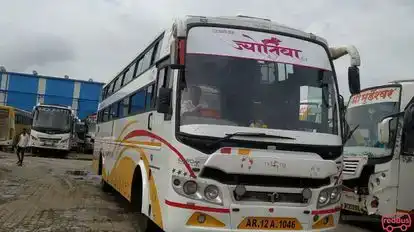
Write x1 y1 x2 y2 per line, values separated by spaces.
397 100 414 213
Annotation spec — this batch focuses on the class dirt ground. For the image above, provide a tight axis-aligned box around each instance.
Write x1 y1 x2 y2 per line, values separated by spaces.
0 151 375 232
0 152 142 232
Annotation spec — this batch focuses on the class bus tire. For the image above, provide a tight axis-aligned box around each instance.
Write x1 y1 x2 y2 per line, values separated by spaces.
100 178 112 192
131 167 143 212
131 167 150 231
98 154 111 192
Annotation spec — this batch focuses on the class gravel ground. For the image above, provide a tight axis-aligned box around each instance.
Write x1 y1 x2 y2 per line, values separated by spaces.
0 152 143 232
0 152 375 232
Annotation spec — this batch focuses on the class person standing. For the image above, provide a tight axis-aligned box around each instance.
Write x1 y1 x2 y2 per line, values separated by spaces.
16 128 29 166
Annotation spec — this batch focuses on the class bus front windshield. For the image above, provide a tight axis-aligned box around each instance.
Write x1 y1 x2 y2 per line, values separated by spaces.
179 54 338 135
33 107 71 133
344 87 400 158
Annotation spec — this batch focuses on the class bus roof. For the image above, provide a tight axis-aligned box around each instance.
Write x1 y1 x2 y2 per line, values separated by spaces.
33 104 73 113
176 15 329 46
0 105 32 114
35 104 71 109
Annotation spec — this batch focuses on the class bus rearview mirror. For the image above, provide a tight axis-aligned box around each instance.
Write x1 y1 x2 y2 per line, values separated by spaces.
348 66 360 95
378 117 393 144
157 87 172 114
169 64 185 70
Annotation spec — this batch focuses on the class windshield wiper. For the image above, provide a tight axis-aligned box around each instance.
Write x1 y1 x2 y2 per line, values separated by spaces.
207 132 295 148
343 124 359 145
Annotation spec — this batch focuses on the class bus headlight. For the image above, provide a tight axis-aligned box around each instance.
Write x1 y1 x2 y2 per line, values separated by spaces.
318 191 329 205
330 187 341 202
172 175 223 205
183 181 198 195
60 138 69 144
31 135 38 141
204 185 219 200
317 186 341 208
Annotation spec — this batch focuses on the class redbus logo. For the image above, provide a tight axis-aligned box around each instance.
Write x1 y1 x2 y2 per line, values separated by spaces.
382 213 411 232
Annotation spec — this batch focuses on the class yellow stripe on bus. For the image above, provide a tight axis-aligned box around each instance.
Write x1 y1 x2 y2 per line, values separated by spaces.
115 140 162 147
117 120 138 141
104 146 163 229
98 120 164 228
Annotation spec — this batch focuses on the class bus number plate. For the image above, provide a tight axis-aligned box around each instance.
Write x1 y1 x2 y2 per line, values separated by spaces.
238 217 302 230
343 203 361 213
44 141 54 146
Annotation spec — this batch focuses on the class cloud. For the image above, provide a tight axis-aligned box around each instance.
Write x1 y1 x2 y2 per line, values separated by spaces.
0 0 412 98
2 34 75 70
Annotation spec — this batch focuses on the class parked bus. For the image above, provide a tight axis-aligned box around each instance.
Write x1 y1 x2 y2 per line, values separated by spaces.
93 15 361 232
84 113 97 154
341 80 414 221
29 104 75 155
72 118 87 153
0 106 32 151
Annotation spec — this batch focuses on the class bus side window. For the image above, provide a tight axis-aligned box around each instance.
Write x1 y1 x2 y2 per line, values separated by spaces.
403 104 414 155
146 84 155 110
103 108 109 122
119 98 130 118
129 90 146 114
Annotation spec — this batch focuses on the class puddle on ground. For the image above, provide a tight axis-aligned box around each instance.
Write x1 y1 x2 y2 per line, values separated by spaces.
66 170 88 176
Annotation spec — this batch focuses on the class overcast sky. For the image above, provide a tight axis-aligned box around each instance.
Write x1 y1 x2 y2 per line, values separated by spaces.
0 0 413 98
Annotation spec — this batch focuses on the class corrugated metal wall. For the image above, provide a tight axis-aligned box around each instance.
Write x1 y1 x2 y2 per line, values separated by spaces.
44 78 75 106
7 73 39 111
0 72 104 119
78 82 103 119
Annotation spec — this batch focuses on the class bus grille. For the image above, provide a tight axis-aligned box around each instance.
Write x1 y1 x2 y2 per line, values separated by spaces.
343 159 360 175
200 167 330 188
233 190 308 204
39 138 62 143
0 109 9 141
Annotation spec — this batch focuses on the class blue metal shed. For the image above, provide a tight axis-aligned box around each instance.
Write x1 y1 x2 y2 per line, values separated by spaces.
0 71 104 119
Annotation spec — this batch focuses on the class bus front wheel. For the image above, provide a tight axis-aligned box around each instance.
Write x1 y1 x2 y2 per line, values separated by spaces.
131 168 162 232
100 178 112 192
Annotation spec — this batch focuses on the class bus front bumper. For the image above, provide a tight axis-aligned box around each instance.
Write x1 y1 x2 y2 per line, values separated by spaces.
163 200 339 232
0 140 13 146
30 141 70 151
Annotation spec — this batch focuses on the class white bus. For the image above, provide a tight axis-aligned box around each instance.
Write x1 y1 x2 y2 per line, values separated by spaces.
342 80 414 221
93 15 361 232
84 113 97 154
29 104 75 155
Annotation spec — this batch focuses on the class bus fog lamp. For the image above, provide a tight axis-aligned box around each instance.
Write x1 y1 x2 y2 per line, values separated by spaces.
323 216 329 224
234 185 246 197
197 214 206 223
173 179 181 186
204 185 219 200
302 188 312 199
183 181 198 195
371 197 379 208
